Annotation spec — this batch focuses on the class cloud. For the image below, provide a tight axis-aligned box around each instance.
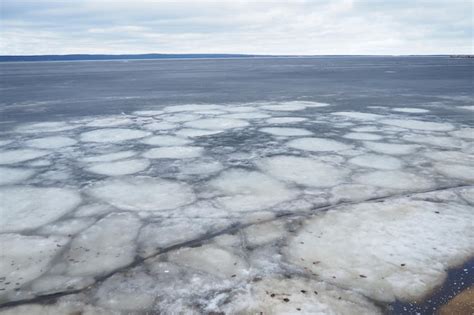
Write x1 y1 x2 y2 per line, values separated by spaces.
0 0 472 55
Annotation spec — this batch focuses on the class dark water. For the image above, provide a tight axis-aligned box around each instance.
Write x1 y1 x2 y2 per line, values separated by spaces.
1 57 473 128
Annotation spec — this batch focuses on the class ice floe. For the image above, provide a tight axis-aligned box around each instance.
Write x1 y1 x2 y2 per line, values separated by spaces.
167 244 248 279
65 213 141 277
143 121 178 131
164 104 225 112
143 146 203 159
343 132 383 141
449 128 474 139
287 137 352 152
261 103 307 111
425 151 473 165
80 128 151 142
354 170 433 190
458 105 474 111
80 150 137 163
226 106 258 112
349 154 403 170
363 142 420 155
284 199 474 302
86 159 150 176
177 160 223 175
258 155 348 187
85 117 133 127
138 219 211 256
162 113 201 123
210 169 297 212
93 271 156 311
403 134 464 148
0 149 50 164
38 218 95 236
25 136 77 149
184 118 249 130
259 127 313 136
330 184 378 203
243 221 287 247
434 163 474 181
392 107 429 113
133 110 164 116
221 112 270 120
0 167 35 185
0 140 13 146
88 177 195 211
380 119 455 131
175 128 224 137
0 234 69 295
332 112 383 120
15 122 77 133
266 117 308 124
141 135 191 146
0 187 81 232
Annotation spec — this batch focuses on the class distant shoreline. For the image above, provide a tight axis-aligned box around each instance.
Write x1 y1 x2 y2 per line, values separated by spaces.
0 54 469 63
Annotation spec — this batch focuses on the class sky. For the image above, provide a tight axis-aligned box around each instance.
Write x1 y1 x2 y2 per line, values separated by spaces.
0 0 472 55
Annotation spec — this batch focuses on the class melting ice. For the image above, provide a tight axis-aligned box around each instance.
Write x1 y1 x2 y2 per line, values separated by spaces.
0 99 473 314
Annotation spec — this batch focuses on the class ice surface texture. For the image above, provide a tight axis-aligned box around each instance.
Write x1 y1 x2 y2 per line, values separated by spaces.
0 100 473 313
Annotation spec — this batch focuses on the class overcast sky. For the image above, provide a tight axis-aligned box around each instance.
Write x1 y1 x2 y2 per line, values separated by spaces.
1 0 472 55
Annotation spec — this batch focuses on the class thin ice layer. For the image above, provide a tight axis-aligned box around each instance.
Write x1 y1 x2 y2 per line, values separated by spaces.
0 234 69 295
210 169 297 212
349 154 403 170
392 107 429 113
65 213 141 277
141 135 191 146
287 137 352 152
0 167 35 185
259 127 313 136
143 146 203 159
175 128 224 137
15 122 77 133
380 119 454 131
88 177 195 211
363 142 419 155
25 136 77 149
284 199 474 302
0 187 82 232
163 104 225 112
86 159 150 176
343 132 383 141
354 170 433 190
80 128 151 142
167 244 248 279
80 150 137 163
184 118 249 130
266 117 308 124
258 155 348 187
332 112 383 120
0 149 50 164
435 163 474 181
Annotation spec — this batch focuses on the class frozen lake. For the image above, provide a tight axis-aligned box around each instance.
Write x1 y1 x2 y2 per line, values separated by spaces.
0 57 473 314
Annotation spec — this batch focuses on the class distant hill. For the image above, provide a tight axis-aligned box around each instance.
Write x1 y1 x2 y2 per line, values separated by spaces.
0 53 274 62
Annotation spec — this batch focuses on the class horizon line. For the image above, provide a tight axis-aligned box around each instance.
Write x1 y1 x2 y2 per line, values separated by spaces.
1 53 472 63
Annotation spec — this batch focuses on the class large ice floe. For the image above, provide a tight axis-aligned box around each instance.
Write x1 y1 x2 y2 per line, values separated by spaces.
25 136 77 149
80 128 151 142
87 177 195 211
0 100 473 313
